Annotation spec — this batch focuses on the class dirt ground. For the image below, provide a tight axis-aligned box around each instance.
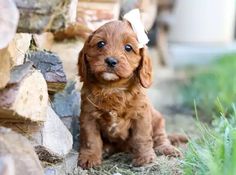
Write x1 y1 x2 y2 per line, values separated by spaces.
45 48 199 175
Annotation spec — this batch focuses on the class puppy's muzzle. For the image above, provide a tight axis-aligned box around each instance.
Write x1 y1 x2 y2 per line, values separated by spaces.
105 57 118 68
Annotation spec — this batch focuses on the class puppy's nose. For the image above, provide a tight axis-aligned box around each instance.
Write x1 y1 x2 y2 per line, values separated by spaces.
105 57 118 68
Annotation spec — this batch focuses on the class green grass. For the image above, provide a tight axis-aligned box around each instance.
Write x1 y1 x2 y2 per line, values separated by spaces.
181 54 236 120
183 104 236 175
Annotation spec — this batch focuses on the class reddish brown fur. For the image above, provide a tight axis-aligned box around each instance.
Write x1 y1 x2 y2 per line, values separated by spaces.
77 20 181 169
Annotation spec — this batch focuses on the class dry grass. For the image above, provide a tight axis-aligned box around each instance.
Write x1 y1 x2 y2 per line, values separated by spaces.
86 153 183 175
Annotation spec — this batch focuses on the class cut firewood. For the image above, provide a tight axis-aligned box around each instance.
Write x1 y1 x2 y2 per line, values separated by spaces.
0 48 11 89
33 33 54 51
50 39 84 80
16 0 78 33
0 0 19 49
0 63 48 122
35 145 63 164
0 106 73 162
0 127 43 175
77 0 120 31
7 33 32 67
0 155 15 175
30 106 73 158
27 51 67 94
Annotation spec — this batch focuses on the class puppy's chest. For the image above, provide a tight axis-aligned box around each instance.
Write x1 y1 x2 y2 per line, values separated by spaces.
89 89 128 112
88 90 133 141
98 110 131 141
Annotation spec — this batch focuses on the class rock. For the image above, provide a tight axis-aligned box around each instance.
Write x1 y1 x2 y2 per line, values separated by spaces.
16 0 78 33
0 0 19 49
0 63 48 122
0 127 44 175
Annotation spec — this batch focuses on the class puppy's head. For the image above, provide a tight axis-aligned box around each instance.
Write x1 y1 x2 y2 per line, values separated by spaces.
78 20 152 88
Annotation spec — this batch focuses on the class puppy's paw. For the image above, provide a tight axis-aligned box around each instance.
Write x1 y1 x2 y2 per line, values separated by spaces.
132 150 156 167
78 153 101 169
155 144 182 157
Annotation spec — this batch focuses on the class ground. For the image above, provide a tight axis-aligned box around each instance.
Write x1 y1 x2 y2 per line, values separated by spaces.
45 48 199 175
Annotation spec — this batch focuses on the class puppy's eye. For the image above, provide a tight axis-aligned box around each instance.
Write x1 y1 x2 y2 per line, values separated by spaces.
97 41 106 48
125 44 133 52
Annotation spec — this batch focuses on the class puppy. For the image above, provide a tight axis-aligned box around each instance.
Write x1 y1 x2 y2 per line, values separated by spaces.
78 20 181 169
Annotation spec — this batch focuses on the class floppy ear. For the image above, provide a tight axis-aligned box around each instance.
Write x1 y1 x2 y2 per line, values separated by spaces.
78 45 87 82
138 47 152 88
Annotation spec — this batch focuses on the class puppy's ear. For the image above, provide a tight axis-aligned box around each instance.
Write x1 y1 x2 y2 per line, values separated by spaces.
138 47 152 88
78 33 95 82
78 45 87 82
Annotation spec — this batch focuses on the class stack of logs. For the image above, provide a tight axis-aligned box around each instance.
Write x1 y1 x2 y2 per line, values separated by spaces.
0 0 121 175
0 0 77 174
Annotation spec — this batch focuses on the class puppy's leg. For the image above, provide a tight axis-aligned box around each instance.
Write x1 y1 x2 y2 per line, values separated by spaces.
78 113 103 169
152 109 181 157
129 111 156 166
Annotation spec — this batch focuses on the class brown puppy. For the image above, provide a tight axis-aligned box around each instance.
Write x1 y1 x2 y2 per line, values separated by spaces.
78 20 180 169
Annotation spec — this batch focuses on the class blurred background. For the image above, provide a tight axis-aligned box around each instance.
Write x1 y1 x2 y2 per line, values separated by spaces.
1 0 236 175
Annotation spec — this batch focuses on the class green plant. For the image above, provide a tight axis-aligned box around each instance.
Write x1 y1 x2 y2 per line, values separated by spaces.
183 104 236 175
181 54 236 120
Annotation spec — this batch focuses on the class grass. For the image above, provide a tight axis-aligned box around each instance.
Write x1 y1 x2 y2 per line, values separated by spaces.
87 153 182 175
181 54 236 121
183 104 236 175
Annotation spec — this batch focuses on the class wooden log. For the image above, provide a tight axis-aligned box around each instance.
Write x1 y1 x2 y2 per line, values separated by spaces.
7 33 32 67
0 33 31 89
0 49 11 89
31 106 73 158
0 63 48 122
0 106 73 163
27 51 67 94
0 127 44 175
0 155 15 175
0 0 19 49
16 0 78 33
77 0 120 31
32 35 84 81
50 40 84 80
33 33 54 51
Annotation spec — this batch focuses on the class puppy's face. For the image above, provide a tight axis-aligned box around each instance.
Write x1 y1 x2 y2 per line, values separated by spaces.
79 20 152 88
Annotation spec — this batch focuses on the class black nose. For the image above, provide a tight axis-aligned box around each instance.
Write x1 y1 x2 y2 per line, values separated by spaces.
105 57 118 68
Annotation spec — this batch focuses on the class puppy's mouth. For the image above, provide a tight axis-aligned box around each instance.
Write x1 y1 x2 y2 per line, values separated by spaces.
101 72 119 81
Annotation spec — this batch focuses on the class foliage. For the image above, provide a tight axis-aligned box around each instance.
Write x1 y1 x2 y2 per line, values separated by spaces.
183 104 236 175
181 54 236 120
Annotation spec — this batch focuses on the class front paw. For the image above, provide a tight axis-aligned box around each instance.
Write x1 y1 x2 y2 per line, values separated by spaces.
155 144 182 157
78 153 101 169
132 150 156 167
